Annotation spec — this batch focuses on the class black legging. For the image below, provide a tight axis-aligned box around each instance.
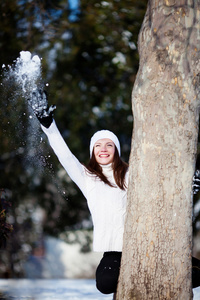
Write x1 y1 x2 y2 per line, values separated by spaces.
96 252 122 294
96 252 200 294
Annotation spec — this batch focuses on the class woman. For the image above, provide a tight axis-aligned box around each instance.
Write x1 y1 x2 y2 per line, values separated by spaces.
29 90 200 296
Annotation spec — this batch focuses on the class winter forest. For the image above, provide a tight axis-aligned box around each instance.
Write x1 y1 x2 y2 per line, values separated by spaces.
0 0 200 298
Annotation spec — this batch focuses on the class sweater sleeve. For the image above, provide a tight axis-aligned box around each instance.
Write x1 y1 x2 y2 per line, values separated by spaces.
41 120 87 198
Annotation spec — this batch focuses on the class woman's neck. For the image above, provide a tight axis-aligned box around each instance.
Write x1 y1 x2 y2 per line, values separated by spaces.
100 163 113 169
100 163 114 180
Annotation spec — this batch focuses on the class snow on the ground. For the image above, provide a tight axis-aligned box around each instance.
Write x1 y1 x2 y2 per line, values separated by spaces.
0 279 112 300
0 279 200 300
193 287 200 299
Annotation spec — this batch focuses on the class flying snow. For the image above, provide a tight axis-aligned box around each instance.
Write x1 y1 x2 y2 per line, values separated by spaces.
10 51 42 94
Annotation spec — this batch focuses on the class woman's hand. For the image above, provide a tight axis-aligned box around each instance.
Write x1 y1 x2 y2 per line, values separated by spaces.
28 89 56 128
193 170 200 195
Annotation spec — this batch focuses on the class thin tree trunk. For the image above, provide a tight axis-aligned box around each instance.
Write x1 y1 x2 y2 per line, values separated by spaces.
117 1 200 299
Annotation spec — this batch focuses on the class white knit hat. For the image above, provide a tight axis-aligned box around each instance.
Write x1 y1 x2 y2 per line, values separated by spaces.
90 130 121 157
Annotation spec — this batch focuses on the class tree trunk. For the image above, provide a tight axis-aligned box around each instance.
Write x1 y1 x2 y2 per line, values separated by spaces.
117 1 200 299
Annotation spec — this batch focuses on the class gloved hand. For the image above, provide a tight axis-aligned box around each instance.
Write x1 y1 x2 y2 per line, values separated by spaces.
28 89 56 128
192 170 200 195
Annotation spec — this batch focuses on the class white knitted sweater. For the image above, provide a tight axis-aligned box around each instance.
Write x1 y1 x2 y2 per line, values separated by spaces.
41 120 128 252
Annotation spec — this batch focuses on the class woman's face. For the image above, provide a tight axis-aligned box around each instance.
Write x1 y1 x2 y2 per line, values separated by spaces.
93 138 115 165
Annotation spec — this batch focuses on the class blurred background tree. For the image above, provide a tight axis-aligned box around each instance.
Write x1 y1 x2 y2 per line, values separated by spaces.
0 0 199 278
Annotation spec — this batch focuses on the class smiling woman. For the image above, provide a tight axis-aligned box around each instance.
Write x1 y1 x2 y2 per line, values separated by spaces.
28 90 129 298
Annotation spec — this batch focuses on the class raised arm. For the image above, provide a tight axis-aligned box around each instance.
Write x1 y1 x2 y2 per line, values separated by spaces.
41 121 87 197
28 89 88 198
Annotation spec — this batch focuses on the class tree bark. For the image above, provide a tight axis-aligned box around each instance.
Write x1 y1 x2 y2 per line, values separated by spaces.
117 1 200 299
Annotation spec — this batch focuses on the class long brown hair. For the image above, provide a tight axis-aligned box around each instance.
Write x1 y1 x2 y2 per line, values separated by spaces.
85 147 128 190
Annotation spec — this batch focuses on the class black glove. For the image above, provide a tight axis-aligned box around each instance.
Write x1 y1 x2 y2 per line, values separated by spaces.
28 89 56 128
192 170 200 195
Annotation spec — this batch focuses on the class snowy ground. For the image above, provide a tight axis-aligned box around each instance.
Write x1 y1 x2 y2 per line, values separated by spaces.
0 279 200 300
0 279 112 300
